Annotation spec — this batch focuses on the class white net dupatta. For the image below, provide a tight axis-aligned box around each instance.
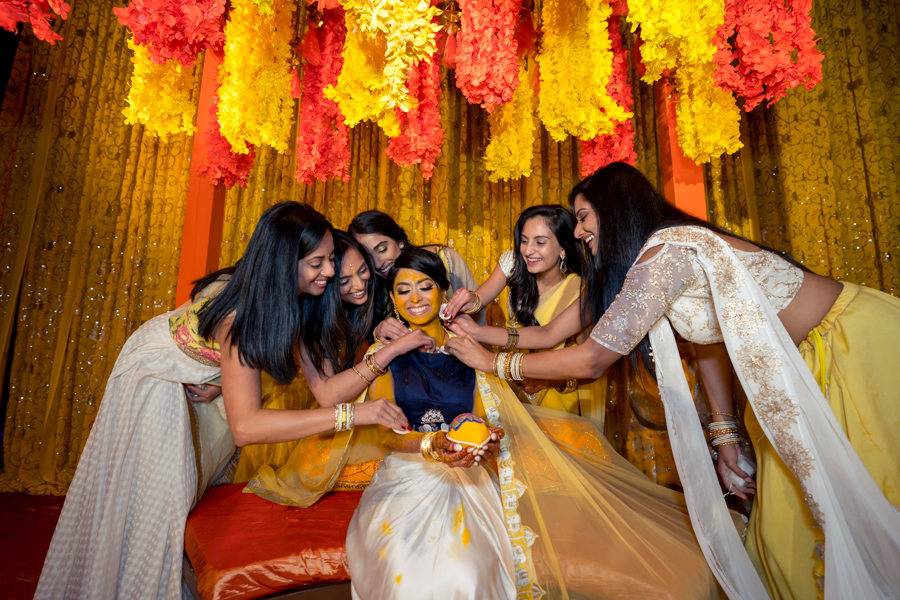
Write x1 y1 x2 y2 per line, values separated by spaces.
646 227 900 600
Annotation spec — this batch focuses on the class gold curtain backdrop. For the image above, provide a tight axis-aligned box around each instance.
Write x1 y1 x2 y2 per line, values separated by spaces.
706 0 900 294
0 2 204 493
0 0 894 493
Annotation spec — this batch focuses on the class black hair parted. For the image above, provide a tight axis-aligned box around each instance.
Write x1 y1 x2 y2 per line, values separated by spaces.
387 247 450 292
195 201 333 385
508 205 584 327
348 210 410 248
570 162 808 379
304 231 379 375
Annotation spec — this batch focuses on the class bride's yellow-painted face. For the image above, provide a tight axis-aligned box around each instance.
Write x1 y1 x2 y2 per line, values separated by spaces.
391 268 442 327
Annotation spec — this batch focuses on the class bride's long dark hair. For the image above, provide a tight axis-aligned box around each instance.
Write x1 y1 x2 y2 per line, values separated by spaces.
572 162 807 376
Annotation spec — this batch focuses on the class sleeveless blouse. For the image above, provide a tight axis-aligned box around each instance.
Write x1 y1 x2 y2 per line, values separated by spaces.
388 351 476 433
590 226 804 353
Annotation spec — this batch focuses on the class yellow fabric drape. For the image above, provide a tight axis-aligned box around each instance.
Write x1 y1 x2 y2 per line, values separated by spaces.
0 1 203 493
706 0 900 295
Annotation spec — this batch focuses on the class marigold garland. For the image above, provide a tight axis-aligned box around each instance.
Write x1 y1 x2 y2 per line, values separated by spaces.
537 0 629 142
713 0 823 111
454 0 521 113
324 0 442 131
386 49 444 179
295 8 351 184
113 0 225 67
0 0 69 44
217 0 294 153
627 0 742 162
580 15 636 176
122 37 197 139
198 93 257 188
485 57 535 181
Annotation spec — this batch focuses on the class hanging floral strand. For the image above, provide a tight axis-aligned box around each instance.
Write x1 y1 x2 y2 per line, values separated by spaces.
122 37 197 138
218 0 295 153
198 92 257 188
537 0 629 142
484 56 535 181
0 0 70 44
580 15 636 176
627 0 742 162
113 0 225 67
454 0 522 113
295 7 351 184
713 0 823 111
386 49 444 179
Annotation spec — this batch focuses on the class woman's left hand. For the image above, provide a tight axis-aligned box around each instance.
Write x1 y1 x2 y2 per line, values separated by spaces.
444 335 495 373
519 379 561 395
184 383 222 402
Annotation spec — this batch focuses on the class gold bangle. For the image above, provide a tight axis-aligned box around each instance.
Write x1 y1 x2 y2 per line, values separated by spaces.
503 326 519 350
348 403 355 430
334 405 340 432
352 365 371 384
420 432 438 462
709 412 735 418
462 292 483 314
555 378 577 394
503 352 514 381
365 354 387 377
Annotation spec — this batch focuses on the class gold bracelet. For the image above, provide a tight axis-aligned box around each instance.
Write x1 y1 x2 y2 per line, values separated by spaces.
503 352 514 381
334 405 340 432
462 292 483 314
352 365 371 384
555 378 577 394
709 411 735 418
495 352 507 379
365 353 387 377
420 432 438 462
348 403 355 430
503 326 519 350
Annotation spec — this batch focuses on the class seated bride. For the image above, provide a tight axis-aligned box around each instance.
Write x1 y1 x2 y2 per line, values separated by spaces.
343 249 722 600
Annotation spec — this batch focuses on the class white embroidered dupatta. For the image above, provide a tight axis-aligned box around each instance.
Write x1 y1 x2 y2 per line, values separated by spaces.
644 228 900 600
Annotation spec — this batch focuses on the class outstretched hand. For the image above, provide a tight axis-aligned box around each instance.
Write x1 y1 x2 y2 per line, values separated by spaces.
374 317 410 344
354 398 410 431
184 383 222 402
444 334 495 373
716 443 756 500
433 427 505 468
389 328 437 355
441 289 477 321
444 313 480 339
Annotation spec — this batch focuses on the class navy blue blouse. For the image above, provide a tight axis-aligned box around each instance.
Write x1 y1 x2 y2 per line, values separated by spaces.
388 351 476 432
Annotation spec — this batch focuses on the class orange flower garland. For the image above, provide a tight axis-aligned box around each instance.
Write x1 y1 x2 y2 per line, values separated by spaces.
713 0 823 111
295 8 351 184
198 92 257 188
454 0 522 113
580 15 636 176
0 0 69 44
386 51 445 179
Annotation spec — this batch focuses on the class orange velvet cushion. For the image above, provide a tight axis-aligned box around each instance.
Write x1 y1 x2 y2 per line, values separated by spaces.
184 484 362 600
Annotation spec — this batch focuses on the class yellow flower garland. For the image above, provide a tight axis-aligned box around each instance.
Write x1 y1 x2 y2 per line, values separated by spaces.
324 0 441 135
627 0 742 162
218 0 295 153
485 58 535 182
123 38 197 139
537 0 629 142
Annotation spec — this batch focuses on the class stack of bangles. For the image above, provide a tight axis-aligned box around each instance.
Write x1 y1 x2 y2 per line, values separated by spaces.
463 292 483 314
419 431 444 462
334 402 355 432
494 352 525 381
364 354 387 378
708 418 740 447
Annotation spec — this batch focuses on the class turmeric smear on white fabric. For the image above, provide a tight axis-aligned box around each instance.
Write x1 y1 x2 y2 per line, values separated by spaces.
378 547 387 561
395 574 403 585
452 502 470 548
382 522 392 535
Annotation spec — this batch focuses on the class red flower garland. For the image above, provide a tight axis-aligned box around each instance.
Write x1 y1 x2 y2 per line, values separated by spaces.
113 0 226 67
198 92 256 189
0 0 70 44
580 15 636 176
713 0 823 111
386 50 444 179
294 8 350 184
454 0 522 113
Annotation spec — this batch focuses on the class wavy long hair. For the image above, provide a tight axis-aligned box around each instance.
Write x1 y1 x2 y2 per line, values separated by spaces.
572 162 807 377
304 231 380 374
507 205 584 327
194 202 333 385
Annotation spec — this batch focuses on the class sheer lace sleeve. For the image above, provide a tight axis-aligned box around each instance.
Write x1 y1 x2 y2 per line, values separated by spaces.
498 250 515 278
589 244 699 354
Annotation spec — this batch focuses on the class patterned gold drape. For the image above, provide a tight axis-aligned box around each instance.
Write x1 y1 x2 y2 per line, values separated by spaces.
0 2 203 493
706 0 900 295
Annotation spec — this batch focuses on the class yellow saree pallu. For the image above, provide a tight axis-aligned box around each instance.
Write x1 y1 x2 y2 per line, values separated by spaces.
744 282 900 600
510 274 608 427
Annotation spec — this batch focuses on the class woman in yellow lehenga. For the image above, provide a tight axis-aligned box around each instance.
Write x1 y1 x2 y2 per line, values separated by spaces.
446 163 900 599
443 205 606 425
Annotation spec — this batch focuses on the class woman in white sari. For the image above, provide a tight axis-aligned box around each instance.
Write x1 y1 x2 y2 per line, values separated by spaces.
446 163 900 600
34 203 430 600
347 248 719 600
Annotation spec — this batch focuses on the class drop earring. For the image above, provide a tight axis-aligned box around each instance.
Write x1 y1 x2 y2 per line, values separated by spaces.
559 252 567 274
